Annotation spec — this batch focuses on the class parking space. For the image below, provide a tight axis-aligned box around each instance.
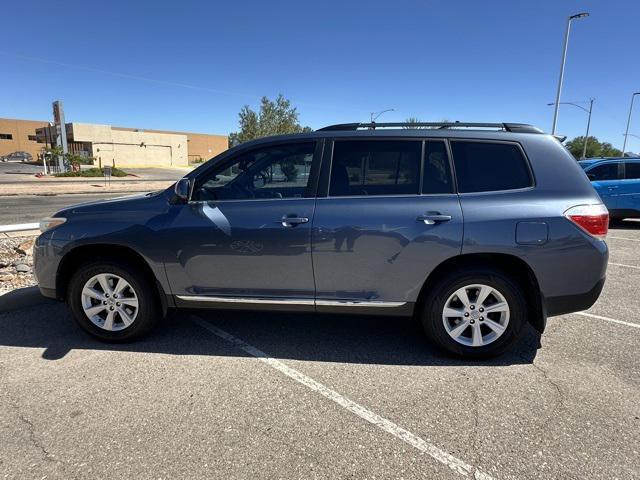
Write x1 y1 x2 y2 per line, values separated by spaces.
0 225 638 479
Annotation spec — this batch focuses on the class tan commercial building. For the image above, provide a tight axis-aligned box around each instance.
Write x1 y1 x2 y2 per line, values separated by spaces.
0 117 227 168
0 118 49 161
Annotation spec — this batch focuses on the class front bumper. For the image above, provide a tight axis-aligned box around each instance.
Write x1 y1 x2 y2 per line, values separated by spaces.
33 234 63 300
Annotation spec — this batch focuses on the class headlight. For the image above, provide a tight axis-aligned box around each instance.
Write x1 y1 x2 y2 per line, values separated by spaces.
39 217 66 233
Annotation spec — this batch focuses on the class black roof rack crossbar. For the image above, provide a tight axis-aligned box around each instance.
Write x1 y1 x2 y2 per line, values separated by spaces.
317 122 544 134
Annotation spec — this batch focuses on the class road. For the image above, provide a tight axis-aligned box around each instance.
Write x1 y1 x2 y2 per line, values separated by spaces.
0 225 638 479
0 193 133 224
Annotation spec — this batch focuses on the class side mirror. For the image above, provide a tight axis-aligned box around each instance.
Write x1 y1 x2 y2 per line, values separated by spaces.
174 177 192 202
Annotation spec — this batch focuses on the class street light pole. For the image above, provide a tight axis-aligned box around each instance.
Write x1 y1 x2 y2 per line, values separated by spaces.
370 109 395 123
551 12 589 135
622 92 640 156
547 98 594 158
582 98 594 159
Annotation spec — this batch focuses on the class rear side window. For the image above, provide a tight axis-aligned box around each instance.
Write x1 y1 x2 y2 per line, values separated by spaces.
329 140 421 196
423 141 454 194
625 162 640 180
451 141 532 193
587 163 622 181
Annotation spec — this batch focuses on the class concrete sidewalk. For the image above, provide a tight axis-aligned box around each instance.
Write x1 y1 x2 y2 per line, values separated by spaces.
0 180 174 196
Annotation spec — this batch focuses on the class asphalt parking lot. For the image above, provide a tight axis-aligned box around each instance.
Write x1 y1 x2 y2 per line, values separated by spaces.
0 225 638 479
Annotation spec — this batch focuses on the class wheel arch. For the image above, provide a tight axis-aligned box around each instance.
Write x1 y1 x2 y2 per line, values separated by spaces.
415 253 546 333
56 243 170 315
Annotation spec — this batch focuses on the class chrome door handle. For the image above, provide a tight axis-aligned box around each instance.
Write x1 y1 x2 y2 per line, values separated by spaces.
417 214 452 225
280 216 309 227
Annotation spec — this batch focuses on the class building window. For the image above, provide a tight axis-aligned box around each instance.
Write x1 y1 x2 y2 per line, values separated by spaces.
0 133 13 140
28 135 37 141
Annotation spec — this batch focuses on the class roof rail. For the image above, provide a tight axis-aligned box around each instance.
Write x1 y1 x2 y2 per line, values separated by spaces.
317 122 544 134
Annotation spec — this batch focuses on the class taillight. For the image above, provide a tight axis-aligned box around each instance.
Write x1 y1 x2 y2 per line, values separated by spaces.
564 204 609 240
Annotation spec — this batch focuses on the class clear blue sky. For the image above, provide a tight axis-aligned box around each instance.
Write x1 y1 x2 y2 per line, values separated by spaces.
1 0 639 152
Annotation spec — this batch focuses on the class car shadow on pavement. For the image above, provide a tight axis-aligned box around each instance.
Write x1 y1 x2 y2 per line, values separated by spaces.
610 219 640 230
0 288 541 367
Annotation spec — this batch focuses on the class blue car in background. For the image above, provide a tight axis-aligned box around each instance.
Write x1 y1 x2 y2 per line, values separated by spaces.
579 157 640 221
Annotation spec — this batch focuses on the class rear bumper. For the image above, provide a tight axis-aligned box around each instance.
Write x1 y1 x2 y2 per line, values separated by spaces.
545 277 606 317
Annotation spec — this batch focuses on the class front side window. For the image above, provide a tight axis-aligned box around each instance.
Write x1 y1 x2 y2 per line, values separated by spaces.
451 141 532 193
192 142 315 201
587 163 621 181
329 140 421 196
624 162 640 180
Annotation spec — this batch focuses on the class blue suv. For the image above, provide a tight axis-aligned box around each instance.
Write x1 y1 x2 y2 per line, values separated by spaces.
34 122 609 358
579 157 640 221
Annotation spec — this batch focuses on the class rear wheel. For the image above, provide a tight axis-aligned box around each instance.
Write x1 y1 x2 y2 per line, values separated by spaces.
67 260 160 342
421 269 527 359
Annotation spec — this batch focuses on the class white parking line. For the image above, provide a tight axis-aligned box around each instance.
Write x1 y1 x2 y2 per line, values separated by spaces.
191 315 496 480
608 236 640 242
608 262 640 270
574 311 640 329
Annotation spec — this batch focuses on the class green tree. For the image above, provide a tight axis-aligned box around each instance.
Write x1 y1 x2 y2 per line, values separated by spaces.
565 136 622 160
229 94 311 147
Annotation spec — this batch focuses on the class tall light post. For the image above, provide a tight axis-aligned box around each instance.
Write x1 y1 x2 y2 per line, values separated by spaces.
622 92 640 156
547 98 594 159
551 12 589 135
370 109 395 123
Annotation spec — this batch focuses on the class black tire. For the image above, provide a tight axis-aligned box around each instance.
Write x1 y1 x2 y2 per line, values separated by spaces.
421 268 527 359
67 260 160 342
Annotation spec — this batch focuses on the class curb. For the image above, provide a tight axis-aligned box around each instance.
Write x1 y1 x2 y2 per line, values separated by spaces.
0 223 39 233
0 286 56 313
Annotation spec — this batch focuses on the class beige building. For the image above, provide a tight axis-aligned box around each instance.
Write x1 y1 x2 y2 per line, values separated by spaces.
0 117 227 167
0 118 49 161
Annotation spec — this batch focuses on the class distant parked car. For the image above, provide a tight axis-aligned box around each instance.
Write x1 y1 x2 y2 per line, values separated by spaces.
579 157 640 220
34 122 609 359
1 151 33 162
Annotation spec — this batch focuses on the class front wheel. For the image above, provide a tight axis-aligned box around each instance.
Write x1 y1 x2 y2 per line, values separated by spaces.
67 260 160 342
421 269 527 359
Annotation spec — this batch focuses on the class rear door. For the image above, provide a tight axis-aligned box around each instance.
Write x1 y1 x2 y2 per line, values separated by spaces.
311 138 463 311
585 161 624 211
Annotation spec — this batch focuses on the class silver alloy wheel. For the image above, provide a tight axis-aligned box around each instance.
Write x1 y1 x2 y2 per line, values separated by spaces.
81 273 139 331
442 284 510 347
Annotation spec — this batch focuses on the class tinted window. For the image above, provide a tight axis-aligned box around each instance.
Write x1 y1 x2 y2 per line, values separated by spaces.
451 141 532 193
423 141 453 194
625 162 640 180
192 142 315 201
330 140 421 196
587 163 621 181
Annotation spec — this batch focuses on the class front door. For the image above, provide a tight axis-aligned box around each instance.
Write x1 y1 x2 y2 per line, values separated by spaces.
164 141 320 305
311 139 463 312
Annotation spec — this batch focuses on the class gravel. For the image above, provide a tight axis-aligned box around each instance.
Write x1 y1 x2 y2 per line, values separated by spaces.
0 235 37 295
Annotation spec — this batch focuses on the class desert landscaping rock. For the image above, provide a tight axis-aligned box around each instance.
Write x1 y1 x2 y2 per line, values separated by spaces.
0 234 37 294
14 239 34 255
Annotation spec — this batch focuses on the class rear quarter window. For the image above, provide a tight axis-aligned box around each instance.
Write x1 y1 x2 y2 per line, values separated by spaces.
451 141 533 193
